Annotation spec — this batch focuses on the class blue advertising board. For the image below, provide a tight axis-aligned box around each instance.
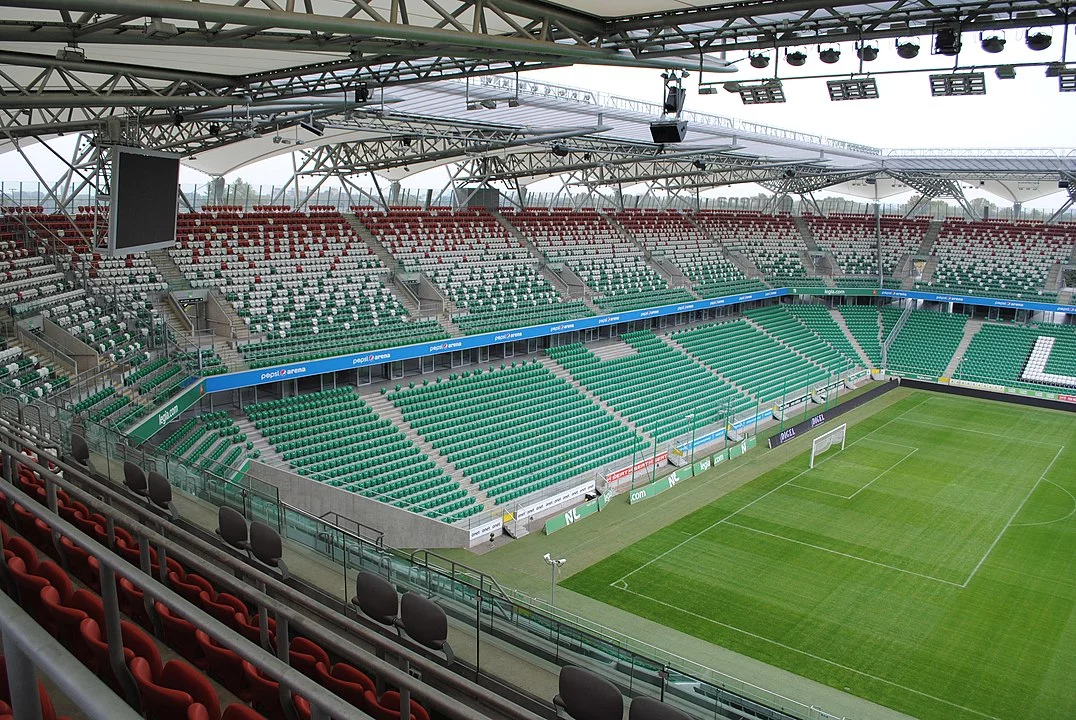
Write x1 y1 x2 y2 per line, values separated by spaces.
879 289 1076 315
204 287 788 393
202 286 1076 395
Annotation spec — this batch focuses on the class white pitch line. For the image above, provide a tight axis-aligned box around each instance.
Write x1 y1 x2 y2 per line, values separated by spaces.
613 585 1003 720
611 400 927 587
848 447 919 499
961 444 1066 588
1011 478 1076 528
786 482 853 499
898 418 1061 446
724 521 963 587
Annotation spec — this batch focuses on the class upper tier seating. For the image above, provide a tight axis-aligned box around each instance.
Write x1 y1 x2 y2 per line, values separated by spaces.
503 209 695 312
693 211 816 286
548 331 754 442
356 208 590 333
955 321 1076 392
612 210 765 298
169 208 447 367
391 361 644 503
784 304 864 365
886 309 968 377
673 319 837 404
743 305 858 374
807 214 927 277
919 220 1076 300
247 388 480 522
0 346 70 403
837 305 884 366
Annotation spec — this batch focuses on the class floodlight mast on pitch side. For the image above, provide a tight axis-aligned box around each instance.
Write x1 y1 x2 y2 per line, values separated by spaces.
543 553 567 607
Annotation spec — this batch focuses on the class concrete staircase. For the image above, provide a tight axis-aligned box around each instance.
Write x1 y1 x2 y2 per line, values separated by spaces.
543 349 656 447
599 210 697 295
148 249 191 291
364 390 492 509
211 338 247 372
1045 263 1064 293
793 216 820 252
208 288 253 342
345 214 400 273
943 318 983 378
918 220 942 256
232 415 288 468
155 295 194 336
829 307 874 368
491 210 603 313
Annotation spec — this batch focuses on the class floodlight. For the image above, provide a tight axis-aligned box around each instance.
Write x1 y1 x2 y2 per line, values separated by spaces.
697 86 718 95
551 145 570 157
663 85 686 114
980 33 1005 53
208 123 221 135
692 159 707 170
727 79 786 104
929 72 986 96
55 44 85 63
172 111 184 125
507 98 521 107
1060 69 1076 92
480 99 498 109
827 77 879 101
818 46 841 64
145 18 179 39
995 65 1016 80
354 83 370 102
933 26 962 56
299 119 325 137
466 101 479 111
749 52 770 69
856 43 879 62
896 39 921 59
1046 62 1066 77
1026 30 1052 51
785 49 807 67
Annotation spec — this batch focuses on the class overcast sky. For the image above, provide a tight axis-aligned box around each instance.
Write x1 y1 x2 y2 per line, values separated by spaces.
3 28 1074 210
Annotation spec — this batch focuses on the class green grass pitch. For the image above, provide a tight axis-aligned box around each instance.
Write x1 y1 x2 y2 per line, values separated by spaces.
563 391 1076 720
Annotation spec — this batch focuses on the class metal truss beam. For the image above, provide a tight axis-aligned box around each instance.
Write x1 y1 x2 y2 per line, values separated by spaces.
892 172 976 219
1047 173 1076 225
605 0 1073 55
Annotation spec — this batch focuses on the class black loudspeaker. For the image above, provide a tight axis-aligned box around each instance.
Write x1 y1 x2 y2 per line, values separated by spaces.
649 120 688 143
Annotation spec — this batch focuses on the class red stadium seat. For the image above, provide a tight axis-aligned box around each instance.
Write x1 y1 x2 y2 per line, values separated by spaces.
6 556 50 623
0 658 59 720
195 630 250 701
39 586 89 656
170 571 214 605
60 536 100 592
130 657 221 720
313 661 374 713
118 576 153 630
241 661 303 720
199 591 247 630
156 602 205 669
365 691 430 720
288 637 328 681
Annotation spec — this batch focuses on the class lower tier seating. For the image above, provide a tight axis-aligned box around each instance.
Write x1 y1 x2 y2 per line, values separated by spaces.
955 322 1076 392
886 310 967 377
247 389 480 522
744 305 858 374
673 320 836 405
784 304 864 365
0 346 70 403
156 411 255 480
838 306 884 366
547 331 754 442
391 361 644 503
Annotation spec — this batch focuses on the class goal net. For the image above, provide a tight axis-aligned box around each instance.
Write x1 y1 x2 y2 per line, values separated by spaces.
810 423 846 468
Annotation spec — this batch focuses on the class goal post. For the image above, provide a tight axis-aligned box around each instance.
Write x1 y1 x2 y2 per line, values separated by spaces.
810 423 847 468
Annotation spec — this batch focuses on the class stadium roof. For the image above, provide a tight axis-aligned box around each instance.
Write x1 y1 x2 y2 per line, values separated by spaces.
1 0 1073 203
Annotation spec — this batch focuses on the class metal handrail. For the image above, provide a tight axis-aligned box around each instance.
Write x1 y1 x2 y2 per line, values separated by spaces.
1 428 548 720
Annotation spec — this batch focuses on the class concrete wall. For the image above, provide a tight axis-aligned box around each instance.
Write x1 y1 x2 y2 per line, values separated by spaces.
206 291 234 338
40 317 98 373
245 461 470 548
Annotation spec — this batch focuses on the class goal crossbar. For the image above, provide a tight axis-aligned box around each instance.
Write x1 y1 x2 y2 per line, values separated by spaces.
810 423 847 468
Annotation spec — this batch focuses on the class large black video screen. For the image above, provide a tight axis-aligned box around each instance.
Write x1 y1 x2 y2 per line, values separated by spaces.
108 147 180 255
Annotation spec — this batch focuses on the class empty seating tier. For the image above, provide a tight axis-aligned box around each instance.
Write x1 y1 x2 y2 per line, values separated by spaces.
807 214 927 277
157 410 255 479
784 304 864 365
673 320 836 405
693 211 816 286
391 361 644 503
743 305 858 374
247 388 480 522
886 309 968 377
503 209 695 313
0 347 70 403
838 306 884 365
918 220 1075 300
170 208 448 367
357 208 591 334
547 331 754 443
955 322 1076 392
612 209 765 298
